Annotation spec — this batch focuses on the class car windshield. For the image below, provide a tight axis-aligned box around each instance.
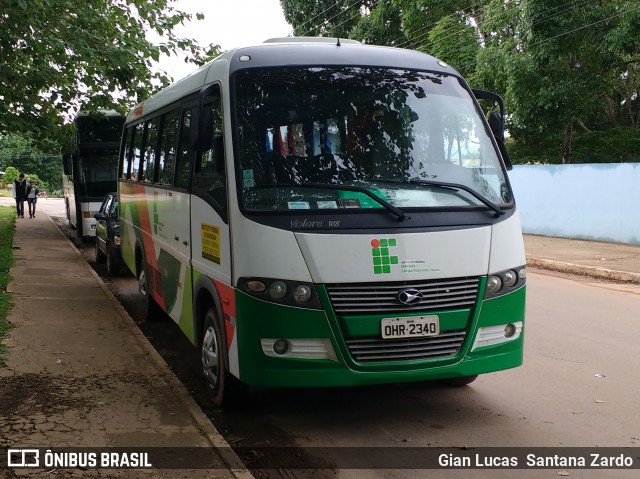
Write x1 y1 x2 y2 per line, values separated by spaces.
234 66 512 212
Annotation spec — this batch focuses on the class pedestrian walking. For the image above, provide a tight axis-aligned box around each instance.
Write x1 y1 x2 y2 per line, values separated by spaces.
26 180 39 218
12 173 27 218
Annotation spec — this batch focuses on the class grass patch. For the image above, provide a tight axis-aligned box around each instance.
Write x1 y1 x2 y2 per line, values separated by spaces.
0 206 16 364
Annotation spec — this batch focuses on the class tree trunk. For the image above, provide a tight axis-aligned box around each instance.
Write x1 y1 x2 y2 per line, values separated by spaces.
562 120 574 164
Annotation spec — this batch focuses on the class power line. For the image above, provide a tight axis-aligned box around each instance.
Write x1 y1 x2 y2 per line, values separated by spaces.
300 0 364 37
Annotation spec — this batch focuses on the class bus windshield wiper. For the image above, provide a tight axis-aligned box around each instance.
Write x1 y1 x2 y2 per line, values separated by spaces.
405 178 504 218
299 182 407 221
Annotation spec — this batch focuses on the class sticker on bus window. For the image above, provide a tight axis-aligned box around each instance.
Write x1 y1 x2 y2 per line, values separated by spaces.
317 201 338 209
287 201 310 209
242 169 255 187
339 198 361 208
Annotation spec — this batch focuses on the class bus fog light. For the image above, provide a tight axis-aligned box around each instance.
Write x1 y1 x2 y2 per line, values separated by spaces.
273 339 290 355
503 270 517 287
487 275 502 293
268 281 287 299
293 285 312 303
504 323 516 338
246 280 266 293
519 267 527 279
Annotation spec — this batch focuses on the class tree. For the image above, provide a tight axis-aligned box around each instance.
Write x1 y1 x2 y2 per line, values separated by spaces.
281 0 640 164
2 166 20 185
0 133 63 194
0 0 220 139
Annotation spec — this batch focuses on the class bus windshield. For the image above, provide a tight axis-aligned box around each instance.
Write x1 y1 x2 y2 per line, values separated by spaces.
234 66 512 213
78 146 120 197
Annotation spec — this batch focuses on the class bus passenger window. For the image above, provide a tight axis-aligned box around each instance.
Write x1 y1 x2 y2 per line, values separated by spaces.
121 127 134 180
131 122 145 181
143 117 160 183
175 108 195 190
158 109 179 185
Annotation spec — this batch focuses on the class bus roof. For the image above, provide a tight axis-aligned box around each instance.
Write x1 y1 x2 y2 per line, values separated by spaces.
75 109 122 119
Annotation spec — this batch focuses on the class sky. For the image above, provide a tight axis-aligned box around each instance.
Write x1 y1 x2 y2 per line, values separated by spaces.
156 0 294 79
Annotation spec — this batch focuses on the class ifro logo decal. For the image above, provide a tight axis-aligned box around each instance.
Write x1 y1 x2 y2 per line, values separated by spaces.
370 238 398 274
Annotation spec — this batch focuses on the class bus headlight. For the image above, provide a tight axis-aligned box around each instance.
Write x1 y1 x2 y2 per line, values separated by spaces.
487 275 502 293
268 281 288 299
246 280 267 293
484 266 526 298
503 270 517 287
239 277 322 310
293 285 312 303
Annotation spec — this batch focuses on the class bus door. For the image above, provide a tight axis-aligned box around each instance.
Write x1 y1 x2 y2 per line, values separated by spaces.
189 89 232 289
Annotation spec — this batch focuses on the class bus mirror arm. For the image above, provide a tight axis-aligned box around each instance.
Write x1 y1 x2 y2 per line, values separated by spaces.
472 89 512 171
488 111 512 171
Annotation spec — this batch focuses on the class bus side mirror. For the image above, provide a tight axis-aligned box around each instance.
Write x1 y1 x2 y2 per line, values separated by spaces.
488 111 512 171
62 153 73 175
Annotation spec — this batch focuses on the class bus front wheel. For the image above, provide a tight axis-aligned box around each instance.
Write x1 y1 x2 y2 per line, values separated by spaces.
138 263 160 321
201 307 245 409
440 375 479 387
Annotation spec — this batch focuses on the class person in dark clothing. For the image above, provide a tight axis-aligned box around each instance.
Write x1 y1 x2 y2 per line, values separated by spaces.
26 180 39 218
12 173 27 218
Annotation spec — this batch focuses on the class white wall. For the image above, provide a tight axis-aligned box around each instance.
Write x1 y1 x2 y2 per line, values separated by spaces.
508 163 640 245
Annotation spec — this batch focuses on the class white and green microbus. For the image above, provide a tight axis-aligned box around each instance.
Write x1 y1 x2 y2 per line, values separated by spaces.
118 38 526 407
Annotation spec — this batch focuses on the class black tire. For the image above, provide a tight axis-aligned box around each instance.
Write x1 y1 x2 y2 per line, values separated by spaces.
75 211 84 240
138 261 161 321
201 307 246 409
106 246 120 276
95 239 105 264
440 375 479 387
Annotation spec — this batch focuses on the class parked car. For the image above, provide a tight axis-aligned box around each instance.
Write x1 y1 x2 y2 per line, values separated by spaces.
94 192 122 276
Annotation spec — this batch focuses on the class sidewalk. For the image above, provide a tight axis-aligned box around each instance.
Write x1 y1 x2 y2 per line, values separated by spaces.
0 199 253 478
524 234 640 283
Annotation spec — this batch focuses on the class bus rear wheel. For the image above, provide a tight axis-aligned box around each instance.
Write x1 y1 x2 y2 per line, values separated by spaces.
201 307 245 409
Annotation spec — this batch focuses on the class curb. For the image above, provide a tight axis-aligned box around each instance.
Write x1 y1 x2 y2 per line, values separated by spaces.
527 257 640 284
48 214 255 479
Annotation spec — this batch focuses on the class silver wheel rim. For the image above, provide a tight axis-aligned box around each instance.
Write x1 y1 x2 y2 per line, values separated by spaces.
201 325 219 388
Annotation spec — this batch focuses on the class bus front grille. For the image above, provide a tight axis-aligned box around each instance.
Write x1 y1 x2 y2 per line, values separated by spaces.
325 277 480 315
345 330 466 363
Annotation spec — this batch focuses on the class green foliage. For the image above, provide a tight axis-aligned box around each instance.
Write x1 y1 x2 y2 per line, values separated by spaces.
0 134 62 193
0 0 221 141
280 0 640 164
0 206 16 364
2 166 20 184
509 127 640 165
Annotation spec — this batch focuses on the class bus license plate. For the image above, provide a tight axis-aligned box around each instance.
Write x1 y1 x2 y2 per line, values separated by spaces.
381 316 440 339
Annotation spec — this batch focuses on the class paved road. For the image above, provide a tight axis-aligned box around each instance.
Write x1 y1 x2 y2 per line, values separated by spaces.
6 198 640 478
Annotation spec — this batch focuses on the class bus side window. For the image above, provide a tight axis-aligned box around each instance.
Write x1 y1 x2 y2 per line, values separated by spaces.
120 127 134 180
131 122 146 181
143 117 160 183
193 98 226 210
175 108 195 190
158 109 180 185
